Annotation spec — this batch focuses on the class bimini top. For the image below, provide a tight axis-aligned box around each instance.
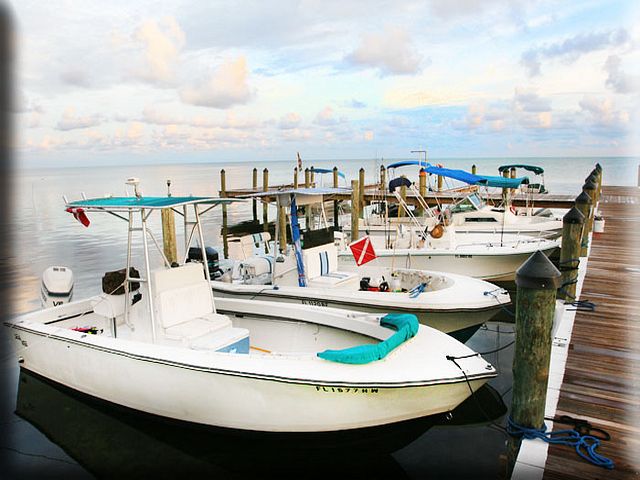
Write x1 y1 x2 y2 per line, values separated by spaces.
386 160 429 170
241 187 351 198
498 164 544 175
310 167 346 179
66 196 240 211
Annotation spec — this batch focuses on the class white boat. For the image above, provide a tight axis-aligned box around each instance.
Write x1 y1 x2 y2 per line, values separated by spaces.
40 266 74 307
5 184 497 433
213 227 510 343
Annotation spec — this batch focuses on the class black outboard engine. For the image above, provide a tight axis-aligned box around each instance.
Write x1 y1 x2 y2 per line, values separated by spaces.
187 246 222 279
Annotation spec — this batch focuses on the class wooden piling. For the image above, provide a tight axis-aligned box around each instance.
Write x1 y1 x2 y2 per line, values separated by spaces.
437 174 443 192
252 167 258 222
379 165 386 193
304 168 311 227
418 168 427 216
575 191 592 257
471 164 477 175
220 170 229 259
278 204 287 253
557 207 585 301
293 167 299 189
358 168 365 219
582 180 597 252
511 251 561 431
262 168 269 228
351 179 359 242
161 208 178 265
399 175 407 218
502 169 510 206
333 166 339 229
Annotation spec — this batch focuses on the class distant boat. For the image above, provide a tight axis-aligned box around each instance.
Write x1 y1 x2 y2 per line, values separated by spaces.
6 182 496 433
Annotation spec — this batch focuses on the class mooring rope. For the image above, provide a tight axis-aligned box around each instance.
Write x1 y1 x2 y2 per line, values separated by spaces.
483 288 515 317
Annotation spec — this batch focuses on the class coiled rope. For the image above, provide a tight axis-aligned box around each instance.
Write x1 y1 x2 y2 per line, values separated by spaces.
506 416 614 469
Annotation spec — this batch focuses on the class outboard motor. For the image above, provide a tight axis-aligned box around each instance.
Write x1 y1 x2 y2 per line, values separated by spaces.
187 246 222 279
41 266 74 308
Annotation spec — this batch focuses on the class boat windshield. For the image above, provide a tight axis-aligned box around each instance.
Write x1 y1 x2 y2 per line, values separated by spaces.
450 193 483 213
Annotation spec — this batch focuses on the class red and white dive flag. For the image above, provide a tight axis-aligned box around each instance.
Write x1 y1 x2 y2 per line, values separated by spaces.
66 207 90 227
349 236 376 266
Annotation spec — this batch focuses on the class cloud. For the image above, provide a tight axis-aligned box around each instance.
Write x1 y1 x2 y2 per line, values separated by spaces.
345 99 367 109
142 106 184 125
180 57 253 108
513 89 551 112
579 95 630 134
56 107 103 131
130 17 186 84
604 55 640 94
314 106 340 126
60 70 92 88
279 112 302 129
521 29 630 76
346 26 424 75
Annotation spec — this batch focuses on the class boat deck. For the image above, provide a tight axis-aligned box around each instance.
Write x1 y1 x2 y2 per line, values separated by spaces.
542 185 640 479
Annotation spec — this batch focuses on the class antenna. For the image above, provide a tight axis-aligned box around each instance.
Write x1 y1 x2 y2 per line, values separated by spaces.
166 179 172 197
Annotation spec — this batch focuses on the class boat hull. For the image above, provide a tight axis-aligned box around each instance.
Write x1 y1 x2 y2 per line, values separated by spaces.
8 322 491 433
212 284 500 343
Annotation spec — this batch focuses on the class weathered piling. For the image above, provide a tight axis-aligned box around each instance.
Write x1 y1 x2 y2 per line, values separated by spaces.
418 168 427 216
310 167 315 186
471 164 477 175
379 165 386 193
304 168 311 226
502 169 510 206
351 179 359 241
293 167 299 189
278 204 287 253
161 179 178 265
358 168 365 219
582 179 597 253
262 168 269 228
399 174 407 218
511 251 561 431
437 174 443 191
575 191 592 257
558 207 585 301
252 167 258 222
333 166 339 229
219 170 229 259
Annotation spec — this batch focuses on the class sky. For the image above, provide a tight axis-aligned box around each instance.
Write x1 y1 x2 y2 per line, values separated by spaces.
7 0 640 167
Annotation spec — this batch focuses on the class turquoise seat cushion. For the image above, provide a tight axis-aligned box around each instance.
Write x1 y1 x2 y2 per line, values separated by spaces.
316 313 419 364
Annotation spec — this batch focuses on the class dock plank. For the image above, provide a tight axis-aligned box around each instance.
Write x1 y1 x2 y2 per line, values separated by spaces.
542 186 640 479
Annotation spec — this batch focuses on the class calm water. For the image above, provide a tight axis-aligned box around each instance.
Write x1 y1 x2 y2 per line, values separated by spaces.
1 156 637 478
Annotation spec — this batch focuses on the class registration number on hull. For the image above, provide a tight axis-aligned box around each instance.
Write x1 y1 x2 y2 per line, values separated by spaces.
302 299 328 307
316 386 379 394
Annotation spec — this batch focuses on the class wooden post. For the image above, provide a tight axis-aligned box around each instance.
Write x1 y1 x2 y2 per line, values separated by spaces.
333 166 339 229
351 179 359 242
582 180 597 253
437 174 443 192
418 168 427 216
471 164 477 175
278 205 287 254
304 168 310 227
511 251 561 431
358 168 365 219
293 167 299 189
252 167 258 222
586 172 599 204
310 167 315 187
398 174 407 218
502 169 510 207
575 191 592 257
262 168 269 229
557 207 585 301
219 170 229 259
161 209 178 264
379 165 386 193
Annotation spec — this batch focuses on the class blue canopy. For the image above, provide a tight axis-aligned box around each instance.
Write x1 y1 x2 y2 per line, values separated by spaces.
310 167 346 179
498 164 544 175
424 165 529 189
386 160 429 169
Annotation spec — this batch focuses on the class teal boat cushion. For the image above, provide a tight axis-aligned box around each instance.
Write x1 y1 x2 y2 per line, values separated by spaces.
316 313 419 364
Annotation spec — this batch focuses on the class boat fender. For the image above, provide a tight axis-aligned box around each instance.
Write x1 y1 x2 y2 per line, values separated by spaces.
378 281 389 292
359 277 371 291
430 224 444 239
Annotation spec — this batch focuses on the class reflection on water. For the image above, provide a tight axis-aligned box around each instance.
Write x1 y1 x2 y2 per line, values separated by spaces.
14 369 506 479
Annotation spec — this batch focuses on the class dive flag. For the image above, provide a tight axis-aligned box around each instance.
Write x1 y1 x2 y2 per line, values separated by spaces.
348 236 376 266
66 207 90 227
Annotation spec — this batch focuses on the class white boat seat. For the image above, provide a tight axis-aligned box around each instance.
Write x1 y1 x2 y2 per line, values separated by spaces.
190 326 250 353
240 255 274 277
163 313 232 341
91 294 126 319
303 243 359 287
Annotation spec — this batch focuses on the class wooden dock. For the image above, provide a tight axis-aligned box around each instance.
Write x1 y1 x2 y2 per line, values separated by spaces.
542 185 640 479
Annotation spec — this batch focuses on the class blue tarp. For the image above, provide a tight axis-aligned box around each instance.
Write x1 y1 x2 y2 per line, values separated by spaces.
317 313 419 364
67 196 240 210
385 162 529 188
476 174 529 188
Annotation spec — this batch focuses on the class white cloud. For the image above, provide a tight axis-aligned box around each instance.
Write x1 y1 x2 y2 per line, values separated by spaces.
130 17 186 85
579 95 630 133
346 26 424 76
180 57 253 109
56 107 103 131
279 112 302 129
314 106 339 126
604 55 640 94
513 89 551 112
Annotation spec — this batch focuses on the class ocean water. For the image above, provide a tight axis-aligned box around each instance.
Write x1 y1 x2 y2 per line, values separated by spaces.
1 156 637 478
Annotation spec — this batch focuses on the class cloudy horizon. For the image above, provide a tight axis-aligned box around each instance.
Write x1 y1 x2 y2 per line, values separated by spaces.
8 0 640 168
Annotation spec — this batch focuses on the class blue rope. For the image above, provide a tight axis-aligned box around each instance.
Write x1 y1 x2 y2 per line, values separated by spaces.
506 416 614 469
